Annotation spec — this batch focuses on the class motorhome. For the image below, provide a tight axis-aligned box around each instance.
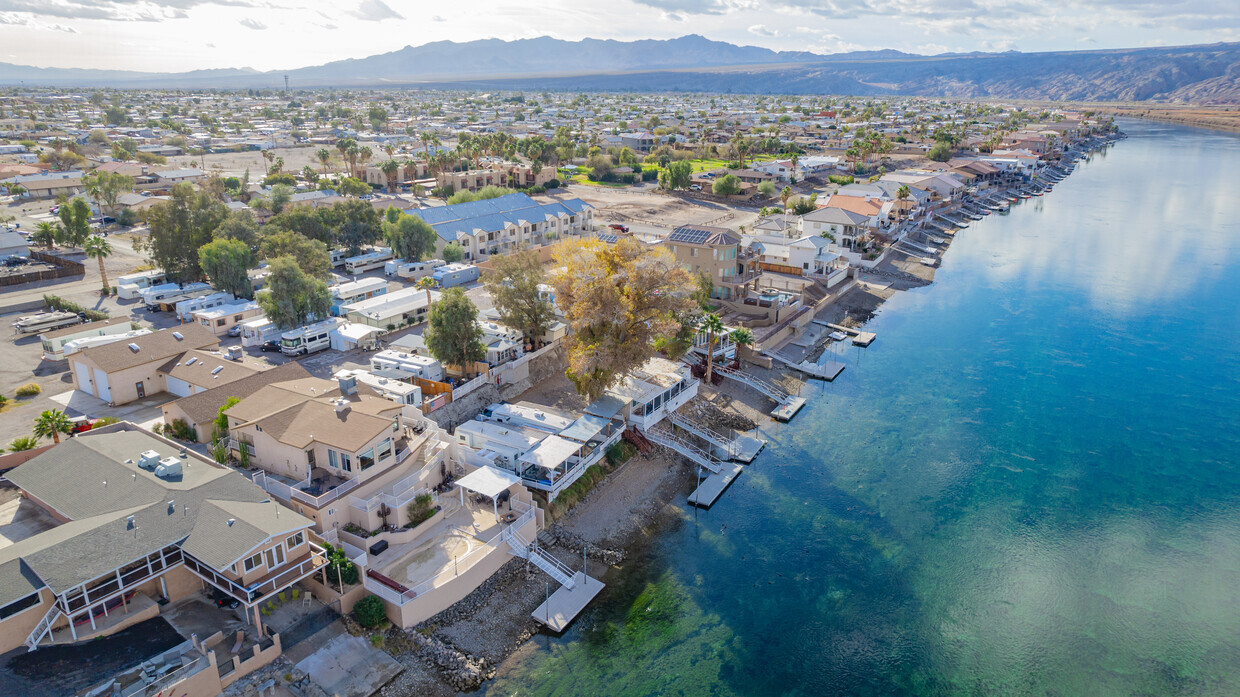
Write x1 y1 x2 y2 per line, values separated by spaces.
142 282 213 310
12 311 82 335
370 349 445 382
175 292 236 322
333 368 423 406
343 247 393 274
116 270 168 300
330 248 349 268
431 263 480 288
62 329 153 357
239 317 281 348
329 277 388 316
279 318 344 356
384 258 446 280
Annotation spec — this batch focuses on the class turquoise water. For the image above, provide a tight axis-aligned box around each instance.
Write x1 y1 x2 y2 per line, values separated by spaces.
482 120 1240 697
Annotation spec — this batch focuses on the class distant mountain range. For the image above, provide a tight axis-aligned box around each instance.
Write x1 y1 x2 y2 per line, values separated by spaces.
2 35 1239 103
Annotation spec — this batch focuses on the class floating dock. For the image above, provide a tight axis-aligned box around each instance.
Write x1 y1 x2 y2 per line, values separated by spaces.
531 572 606 632
688 462 746 508
824 323 876 347
765 351 846 381
770 396 805 422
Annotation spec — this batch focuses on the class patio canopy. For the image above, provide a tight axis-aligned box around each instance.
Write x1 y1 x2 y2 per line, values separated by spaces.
585 394 628 419
520 435 580 470
455 465 521 499
558 413 611 444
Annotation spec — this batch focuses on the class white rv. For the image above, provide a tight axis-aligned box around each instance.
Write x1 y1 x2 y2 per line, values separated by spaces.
344 247 393 274
239 317 281 348
385 258 446 280
12 311 83 335
279 318 344 356
142 282 213 310
62 329 153 357
176 292 236 322
334 368 423 406
116 270 168 300
370 349 445 382
330 248 349 268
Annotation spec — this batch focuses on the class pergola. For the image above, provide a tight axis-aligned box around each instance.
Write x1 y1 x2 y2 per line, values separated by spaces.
455 465 521 522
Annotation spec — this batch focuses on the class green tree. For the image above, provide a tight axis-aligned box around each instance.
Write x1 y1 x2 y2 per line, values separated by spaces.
384 214 438 263
757 180 776 197
259 230 331 279
927 142 953 162
268 206 332 245
336 177 370 197
214 210 259 246
33 409 72 444
83 235 112 294
269 184 293 214
83 171 134 219
200 238 257 299
442 242 465 263
256 256 330 330
791 193 818 216
712 173 742 196
31 221 60 250
316 148 332 174
353 595 385 627
700 313 725 383
482 250 555 346
658 160 692 190
380 159 400 193
142 183 228 283
322 198 382 254
57 198 92 248
424 288 486 377
7 436 39 452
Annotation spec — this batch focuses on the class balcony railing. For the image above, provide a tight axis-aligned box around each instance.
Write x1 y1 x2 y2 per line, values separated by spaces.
59 544 185 616
182 544 326 606
253 470 362 509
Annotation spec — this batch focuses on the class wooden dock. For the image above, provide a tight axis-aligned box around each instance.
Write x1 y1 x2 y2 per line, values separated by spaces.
688 462 746 508
825 323 876 347
531 572 606 632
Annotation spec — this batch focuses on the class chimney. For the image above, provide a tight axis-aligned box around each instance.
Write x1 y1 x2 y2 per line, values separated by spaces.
337 375 358 396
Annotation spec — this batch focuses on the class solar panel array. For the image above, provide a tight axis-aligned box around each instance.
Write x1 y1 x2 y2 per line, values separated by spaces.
668 226 714 244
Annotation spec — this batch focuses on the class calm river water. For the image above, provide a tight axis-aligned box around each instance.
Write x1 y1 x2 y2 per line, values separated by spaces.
481 120 1240 696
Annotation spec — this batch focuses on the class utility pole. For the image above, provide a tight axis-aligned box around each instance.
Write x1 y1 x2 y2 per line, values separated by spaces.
283 75 289 92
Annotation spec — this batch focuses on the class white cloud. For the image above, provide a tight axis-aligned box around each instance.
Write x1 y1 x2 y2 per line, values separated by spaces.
239 16 265 29
748 23 778 37
351 0 402 21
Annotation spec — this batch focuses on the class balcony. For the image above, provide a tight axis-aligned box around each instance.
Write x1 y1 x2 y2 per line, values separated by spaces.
182 544 326 606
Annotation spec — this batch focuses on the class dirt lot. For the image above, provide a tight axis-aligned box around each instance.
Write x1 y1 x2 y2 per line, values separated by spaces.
559 184 764 240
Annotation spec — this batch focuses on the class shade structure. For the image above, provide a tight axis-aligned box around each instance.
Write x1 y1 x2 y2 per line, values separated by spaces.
455 465 521 499
558 413 611 444
520 435 580 471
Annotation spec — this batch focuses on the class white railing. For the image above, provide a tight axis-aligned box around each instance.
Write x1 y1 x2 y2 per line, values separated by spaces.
668 413 739 459
452 374 489 400
254 470 362 508
24 605 62 650
645 428 723 474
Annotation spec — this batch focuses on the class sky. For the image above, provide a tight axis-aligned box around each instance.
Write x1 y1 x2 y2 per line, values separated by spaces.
0 0 1238 72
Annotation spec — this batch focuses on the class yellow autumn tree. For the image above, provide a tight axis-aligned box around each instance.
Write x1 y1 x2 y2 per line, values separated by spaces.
549 237 696 400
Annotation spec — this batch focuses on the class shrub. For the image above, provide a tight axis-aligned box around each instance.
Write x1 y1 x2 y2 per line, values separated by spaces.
8 436 39 452
757 181 776 197
15 383 41 397
827 175 854 186
168 418 197 442
0 393 7 405
606 441 638 468
712 174 742 196
117 209 138 227
353 595 386 628
545 178 560 189
369 633 385 648
405 493 438 528
43 294 108 322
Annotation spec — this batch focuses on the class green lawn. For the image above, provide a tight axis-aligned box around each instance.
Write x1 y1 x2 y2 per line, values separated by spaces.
686 154 781 174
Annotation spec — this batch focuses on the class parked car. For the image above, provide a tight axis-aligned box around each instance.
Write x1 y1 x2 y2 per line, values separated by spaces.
607 223 629 232
689 184 702 191
227 325 244 337
206 587 239 609
260 339 281 352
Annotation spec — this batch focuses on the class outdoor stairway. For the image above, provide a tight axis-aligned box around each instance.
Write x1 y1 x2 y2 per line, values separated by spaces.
505 526 576 589
668 413 739 459
25 605 62 650
645 427 724 474
712 363 807 422
622 427 653 454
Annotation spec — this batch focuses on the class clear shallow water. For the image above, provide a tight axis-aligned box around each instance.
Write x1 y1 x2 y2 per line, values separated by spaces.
482 120 1240 697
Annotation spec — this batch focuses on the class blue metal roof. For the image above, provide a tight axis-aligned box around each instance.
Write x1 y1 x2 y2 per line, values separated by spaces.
408 193 593 242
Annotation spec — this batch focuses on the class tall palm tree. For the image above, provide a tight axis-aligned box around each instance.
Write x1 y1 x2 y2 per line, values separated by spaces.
262 149 275 175
358 146 373 173
380 160 399 194
779 185 792 231
33 409 72 444
701 313 725 384
316 148 331 175
335 138 353 174
84 235 112 294
896 185 911 223
415 277 436 320
730 328 754 363
790 153 799 182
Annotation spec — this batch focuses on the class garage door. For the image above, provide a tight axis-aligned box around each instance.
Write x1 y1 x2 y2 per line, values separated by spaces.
74 362 95 397
93 368 111 403
165 376 193 397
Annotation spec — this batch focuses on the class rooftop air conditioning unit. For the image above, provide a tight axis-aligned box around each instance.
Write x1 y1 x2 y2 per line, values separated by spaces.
154 457 183 479
137 450 161 470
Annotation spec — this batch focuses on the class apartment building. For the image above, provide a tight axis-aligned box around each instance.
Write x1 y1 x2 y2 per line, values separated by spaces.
410 192 593 261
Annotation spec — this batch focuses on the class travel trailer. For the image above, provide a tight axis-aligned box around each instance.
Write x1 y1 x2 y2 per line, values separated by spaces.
175 292 236 322
142 282 213 310
343 247 393 274
329 277 388 316
239 317 281 348
62 329 153 357
385 258 446 280
279 318 344 356
370 349 445 382
330 248 349 268
116 269 168 300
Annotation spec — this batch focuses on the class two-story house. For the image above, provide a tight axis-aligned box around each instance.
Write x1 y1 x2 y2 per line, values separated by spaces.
665 225 760 301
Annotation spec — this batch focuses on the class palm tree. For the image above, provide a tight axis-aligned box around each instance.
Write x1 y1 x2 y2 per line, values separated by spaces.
701 313 725 384
789 153 799 182
380 160 399 193
262 149 275 175
7 436 39 452
730 327 754 363
382 143 395 161
84 235 112 294
358 146 373 173
335 138 354 174
32 221 60 250
779 185 792 231
33 409 72 444
896 185 911 223
415 276 436 320
316 148 331 175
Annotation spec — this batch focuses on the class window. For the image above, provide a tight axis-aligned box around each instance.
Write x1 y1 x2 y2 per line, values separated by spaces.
216 319 225 326
359 448 375 471
377 438 392 461
0 593 40 620
243 552 263 573
286 531 305 551
339 452 352 471
329 450 338 469
264 544 285 569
